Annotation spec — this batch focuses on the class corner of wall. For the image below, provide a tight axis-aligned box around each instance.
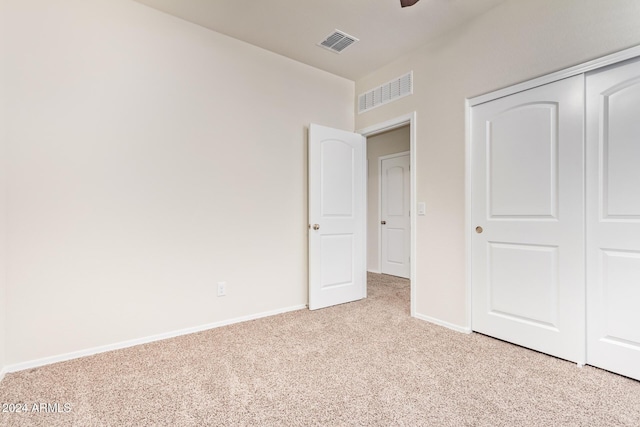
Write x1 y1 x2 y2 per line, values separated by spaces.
0 96 6 385
0 0 7 382
0 148 6 382
413 312 472 334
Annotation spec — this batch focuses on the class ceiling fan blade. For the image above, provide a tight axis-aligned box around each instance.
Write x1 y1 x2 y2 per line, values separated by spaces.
400 0 420 7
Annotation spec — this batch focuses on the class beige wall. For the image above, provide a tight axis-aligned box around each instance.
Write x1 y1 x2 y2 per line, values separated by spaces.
0 0 6 375
366 126 410 273
355 0 640 328
4 0 640 371
3 0 354 365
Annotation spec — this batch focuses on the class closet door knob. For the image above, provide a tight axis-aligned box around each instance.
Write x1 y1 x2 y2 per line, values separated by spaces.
475 226 483 234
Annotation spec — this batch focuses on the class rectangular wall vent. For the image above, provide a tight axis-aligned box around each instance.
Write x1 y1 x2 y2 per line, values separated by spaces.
358 71 413 114
318 30 359 54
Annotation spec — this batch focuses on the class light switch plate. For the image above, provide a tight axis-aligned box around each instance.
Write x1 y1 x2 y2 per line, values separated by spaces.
418 202 426 215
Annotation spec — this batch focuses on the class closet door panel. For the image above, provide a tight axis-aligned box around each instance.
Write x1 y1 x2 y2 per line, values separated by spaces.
471 75 585 363
587 57 640 381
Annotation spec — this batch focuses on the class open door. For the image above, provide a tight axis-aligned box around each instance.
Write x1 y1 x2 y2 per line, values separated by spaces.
308 123 366 310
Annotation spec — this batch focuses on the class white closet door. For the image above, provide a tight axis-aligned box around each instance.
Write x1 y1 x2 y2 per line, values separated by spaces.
471 76 585 363
587 57 640 381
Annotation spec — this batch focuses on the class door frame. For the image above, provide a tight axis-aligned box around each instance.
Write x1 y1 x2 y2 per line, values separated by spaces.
358 112 417 317
378 151 410 278
465 44 640 332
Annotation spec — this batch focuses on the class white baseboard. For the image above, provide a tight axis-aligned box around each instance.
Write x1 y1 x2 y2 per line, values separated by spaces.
367 269 381 274
413 313 472 334
5 304 307 374
0 366 7 383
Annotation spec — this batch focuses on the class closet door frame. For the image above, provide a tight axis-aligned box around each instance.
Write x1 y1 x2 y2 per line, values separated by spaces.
465 44 640 334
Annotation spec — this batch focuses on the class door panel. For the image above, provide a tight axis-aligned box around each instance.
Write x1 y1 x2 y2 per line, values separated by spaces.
488 243 558 328
321 140 355 216
471 76 585 363
320 234 354 288
381 153 410 278
587 57 640 380
602 78 640 217
489 104 558 218
309 124 366 310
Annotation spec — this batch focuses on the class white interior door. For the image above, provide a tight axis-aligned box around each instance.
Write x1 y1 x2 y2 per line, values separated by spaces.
586 57 640 381
308 123 366 310
471 75 585 363
380 153 410 278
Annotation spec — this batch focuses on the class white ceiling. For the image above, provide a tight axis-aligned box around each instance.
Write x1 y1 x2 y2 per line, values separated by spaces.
134 0 506 80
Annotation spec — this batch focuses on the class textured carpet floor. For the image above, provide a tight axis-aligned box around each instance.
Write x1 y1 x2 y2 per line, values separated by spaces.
1 273 639 426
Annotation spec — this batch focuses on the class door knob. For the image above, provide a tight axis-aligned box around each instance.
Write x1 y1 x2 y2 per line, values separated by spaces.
313 224 320 230
381 221 386 225
475 226 483 234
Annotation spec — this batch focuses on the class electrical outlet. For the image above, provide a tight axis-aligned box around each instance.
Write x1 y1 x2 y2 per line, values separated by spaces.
217 282 226 297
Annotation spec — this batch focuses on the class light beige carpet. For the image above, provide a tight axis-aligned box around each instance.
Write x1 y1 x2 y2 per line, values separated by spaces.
1 273 639 426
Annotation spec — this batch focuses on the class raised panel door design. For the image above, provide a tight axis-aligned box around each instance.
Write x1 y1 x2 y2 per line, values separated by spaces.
309 124 366 310
587 57 640 380
380 154 410 279
472 75 584 363
488 103 558 219
488 243 558 329
601 78 640 218
600 250 640 346
386 166 405 216
320 234 354 289
386 229 404 264
321 140 354 217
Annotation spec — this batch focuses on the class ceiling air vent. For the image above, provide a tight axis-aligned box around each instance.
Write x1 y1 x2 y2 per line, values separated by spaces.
318 30 359 53
358 71 413 114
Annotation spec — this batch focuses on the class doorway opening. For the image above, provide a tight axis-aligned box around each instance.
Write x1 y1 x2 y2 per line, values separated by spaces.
358 113 416 317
